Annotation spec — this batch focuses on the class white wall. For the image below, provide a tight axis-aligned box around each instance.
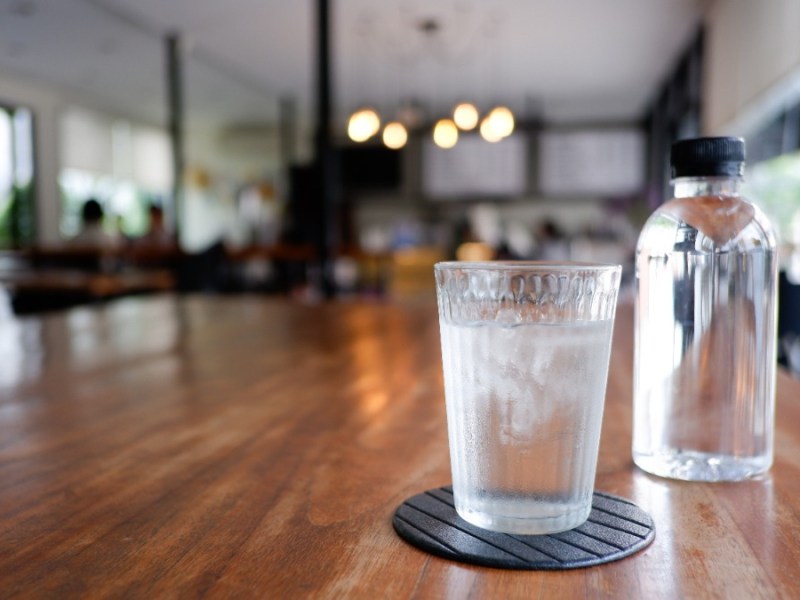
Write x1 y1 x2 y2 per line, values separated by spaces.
705 0 800 135
186 121 282 189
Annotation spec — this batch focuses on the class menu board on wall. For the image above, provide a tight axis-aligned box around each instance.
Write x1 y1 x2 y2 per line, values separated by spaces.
422 133 528 200
538 129 645 196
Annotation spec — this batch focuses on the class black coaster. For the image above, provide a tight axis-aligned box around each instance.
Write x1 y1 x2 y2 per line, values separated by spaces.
393 486 655 570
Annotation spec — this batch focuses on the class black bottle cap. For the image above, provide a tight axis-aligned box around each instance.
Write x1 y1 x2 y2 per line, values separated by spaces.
671 136 745 178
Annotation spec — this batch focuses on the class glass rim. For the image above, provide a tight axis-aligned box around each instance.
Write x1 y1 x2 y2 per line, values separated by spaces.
434 260 621 273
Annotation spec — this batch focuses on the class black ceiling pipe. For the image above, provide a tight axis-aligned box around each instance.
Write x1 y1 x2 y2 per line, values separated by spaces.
165 32 184 238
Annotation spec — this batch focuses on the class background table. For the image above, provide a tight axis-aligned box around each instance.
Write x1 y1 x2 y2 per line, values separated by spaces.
0 294 798 598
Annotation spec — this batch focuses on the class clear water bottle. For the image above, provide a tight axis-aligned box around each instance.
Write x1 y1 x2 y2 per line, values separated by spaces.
633 137 778 481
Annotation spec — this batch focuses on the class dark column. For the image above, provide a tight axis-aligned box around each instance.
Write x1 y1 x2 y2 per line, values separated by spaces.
314 0 338 298
279 96 297 168
165 33 184 237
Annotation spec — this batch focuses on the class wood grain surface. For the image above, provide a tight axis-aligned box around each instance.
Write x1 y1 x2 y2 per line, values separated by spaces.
0 294 798 598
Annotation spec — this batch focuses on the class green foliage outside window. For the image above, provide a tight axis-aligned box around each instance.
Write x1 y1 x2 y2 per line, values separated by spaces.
746 151 800 245
0 105 36 247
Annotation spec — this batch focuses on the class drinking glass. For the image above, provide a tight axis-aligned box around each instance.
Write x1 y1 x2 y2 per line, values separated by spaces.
435 261 621 534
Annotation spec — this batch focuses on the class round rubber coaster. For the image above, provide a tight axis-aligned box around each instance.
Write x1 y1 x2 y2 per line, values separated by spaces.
393 486 655 570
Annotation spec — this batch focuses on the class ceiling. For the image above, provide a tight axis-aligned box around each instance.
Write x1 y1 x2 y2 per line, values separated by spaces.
0 0 705 132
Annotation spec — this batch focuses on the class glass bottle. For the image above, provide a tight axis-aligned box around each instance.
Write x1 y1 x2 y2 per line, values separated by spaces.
633 137 778 481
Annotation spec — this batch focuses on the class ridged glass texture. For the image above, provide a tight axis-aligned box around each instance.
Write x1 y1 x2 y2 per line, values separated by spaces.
436 262 621 326
435 262 621 534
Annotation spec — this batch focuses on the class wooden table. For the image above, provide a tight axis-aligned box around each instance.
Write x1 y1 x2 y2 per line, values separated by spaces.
1 294 799 598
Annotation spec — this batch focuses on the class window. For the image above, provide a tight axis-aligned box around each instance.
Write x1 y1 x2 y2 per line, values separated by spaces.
0 104 35 247
746 151 800 245
58 107 172 240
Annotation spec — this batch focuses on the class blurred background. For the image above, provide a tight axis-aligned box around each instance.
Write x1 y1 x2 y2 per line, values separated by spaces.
0 0 799 344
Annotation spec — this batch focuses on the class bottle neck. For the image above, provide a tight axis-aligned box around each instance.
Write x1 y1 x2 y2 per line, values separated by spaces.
672 176 743 198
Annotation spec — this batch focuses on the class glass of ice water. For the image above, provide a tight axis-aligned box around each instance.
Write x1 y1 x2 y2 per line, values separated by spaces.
435 261 621 534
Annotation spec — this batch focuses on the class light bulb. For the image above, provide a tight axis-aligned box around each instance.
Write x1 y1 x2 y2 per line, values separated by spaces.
347 111 371 142
433 118 458 149
347 108 381 142
479 115 503 143
488 106 514 138
382 122 408 149
363 108 381 137
453 102 479 130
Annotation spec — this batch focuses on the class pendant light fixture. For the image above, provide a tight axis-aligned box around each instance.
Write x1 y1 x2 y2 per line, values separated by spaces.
382 121 408 149
479 105 515 142
433 118 458 149
479 114 504 143
343 3 517 148
347 108 381 142
488 105 515 137
452 102 479 130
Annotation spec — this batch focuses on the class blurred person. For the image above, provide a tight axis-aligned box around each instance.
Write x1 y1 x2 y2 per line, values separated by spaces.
392 219 423 249
469 204 503 249
180 168 227 254
505 221 537 259
451 214 494 261
136 204 174 248
449 218 475 260
71 198 120 248
178 168 229 291
535 219 570 261
236 181 282 246
69 198 122 273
